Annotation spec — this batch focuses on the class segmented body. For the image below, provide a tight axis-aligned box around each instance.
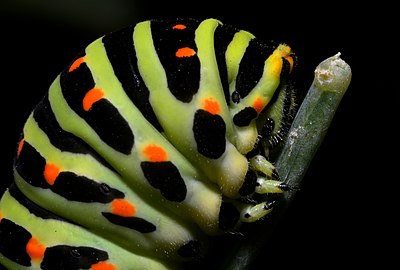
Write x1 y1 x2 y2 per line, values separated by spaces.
0 18 297 269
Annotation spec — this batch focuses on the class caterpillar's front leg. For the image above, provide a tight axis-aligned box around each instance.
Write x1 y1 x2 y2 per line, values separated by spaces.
240 200 278 223
239 154 293 223
250 155 292 194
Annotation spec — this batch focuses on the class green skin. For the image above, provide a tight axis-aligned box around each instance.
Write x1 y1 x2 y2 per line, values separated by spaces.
0 18 297 269
0 191 175 270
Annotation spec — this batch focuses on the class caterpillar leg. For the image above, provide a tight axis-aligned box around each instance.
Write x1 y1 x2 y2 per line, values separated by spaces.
239 154 293 223
240 200 277 223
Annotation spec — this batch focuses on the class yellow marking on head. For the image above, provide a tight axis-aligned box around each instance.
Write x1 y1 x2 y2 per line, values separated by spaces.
269 44 294 78
278 44 295 73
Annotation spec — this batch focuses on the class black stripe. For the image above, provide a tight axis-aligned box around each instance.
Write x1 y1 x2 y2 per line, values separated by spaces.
102 212 156 233
102 26 164 132
151 18 201 103
214 23 238 106
60 59 134 155
8 183 66 221
14 140 124 205
33 95 117 173
236 39 277 99
14 140 48 188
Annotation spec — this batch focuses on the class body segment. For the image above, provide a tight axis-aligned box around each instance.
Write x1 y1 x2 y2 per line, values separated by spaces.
0 18 297 269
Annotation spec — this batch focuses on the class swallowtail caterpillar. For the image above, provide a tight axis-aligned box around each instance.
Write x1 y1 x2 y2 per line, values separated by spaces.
0 18 298 269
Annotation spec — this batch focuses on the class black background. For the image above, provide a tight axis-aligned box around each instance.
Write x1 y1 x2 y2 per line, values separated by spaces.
0 1 397 269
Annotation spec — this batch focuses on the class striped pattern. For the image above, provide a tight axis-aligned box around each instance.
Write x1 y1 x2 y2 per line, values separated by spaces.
0 18 297 269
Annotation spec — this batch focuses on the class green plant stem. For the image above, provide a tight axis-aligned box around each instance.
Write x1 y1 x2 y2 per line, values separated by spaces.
221 53 352 270
276 52 352 187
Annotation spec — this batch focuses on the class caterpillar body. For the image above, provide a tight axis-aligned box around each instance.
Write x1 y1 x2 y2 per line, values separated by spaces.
0 18 298 269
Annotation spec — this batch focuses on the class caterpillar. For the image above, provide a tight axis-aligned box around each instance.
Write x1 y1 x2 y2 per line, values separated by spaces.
0 18 298 269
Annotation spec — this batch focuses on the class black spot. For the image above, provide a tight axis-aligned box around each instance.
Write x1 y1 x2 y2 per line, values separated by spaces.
231 91 241 104
102 212 156 233
233 107 258 127
239 170 257 196
193 109 226 159
177 240 201 258
264 200 277 210
41 245 109 270
218 202 240 230
85 99 134 155
0 219 32 266
102 26 164 132
140 161 187 202
51 173 125 203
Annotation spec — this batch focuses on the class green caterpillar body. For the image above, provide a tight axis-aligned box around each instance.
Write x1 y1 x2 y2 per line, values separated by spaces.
0 18 297 269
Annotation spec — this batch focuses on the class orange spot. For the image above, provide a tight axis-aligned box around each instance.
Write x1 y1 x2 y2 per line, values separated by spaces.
172 24 186 30
176 47 196 58
284 55 294 73
83 88 104 111
26 237 46 260
203 97 220 115
92 261 116 270
0 212 3 221
253 97 264 113
43 163 60 185
17 138 25 158
112 199 135 217
143 145 168 162
69 57 85 72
